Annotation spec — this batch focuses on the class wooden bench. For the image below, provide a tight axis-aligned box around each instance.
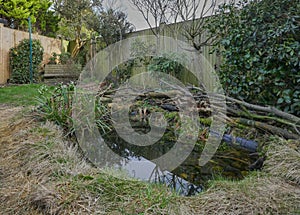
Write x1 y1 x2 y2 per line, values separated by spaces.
43 64 81 85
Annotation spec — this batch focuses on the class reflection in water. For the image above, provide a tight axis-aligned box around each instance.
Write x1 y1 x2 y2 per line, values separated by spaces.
116 155 202 196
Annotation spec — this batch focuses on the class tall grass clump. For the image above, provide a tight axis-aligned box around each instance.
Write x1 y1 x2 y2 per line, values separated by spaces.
36 83 75 134
36 83 111 136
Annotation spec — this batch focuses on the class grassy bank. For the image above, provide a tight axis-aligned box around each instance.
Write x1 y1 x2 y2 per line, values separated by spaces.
0 108 299 214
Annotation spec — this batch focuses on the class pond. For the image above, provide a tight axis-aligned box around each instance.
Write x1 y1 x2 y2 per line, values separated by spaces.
99 106 259 196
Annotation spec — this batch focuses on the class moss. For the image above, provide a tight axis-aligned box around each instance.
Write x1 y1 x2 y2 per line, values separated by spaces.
199 117 212 126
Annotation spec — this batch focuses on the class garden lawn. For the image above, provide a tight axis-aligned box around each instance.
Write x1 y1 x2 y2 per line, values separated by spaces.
0 84 52 106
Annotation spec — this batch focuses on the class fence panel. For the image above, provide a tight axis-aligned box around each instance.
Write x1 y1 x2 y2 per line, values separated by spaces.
0 23 62 84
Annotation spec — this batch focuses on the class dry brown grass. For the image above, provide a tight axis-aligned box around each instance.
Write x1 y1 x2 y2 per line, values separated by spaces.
264 137 300 185
0 105 42 214
178 175 300 214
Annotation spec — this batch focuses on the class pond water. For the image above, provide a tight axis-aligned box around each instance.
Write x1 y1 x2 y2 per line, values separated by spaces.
101 123 258 196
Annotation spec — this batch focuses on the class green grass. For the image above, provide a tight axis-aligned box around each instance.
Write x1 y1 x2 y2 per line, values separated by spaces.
0 84 53 106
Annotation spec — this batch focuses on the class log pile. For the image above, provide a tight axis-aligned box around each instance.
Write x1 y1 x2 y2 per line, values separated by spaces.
94 83 300 140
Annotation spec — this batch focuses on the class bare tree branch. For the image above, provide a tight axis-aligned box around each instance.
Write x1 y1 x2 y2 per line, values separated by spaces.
130 0 176 36
175 0 217 51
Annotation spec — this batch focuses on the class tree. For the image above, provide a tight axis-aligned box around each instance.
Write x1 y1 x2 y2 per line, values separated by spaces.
130 0 217 50
130 0 176 37
0 0 58 35
95 8 135 46
34 8 60 37
173 0 217 50
53 0 102 57
0 0 32 29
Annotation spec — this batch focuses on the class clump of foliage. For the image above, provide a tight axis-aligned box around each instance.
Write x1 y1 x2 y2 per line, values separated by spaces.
148 53 185 76
129 38 198 85
147 53 199 85
0 0 59 36
9 39 44 84
36 83 111 135
34 9 60 37
130 38 155 59
36 83 75 134
208 0 300 115
96 8 135 46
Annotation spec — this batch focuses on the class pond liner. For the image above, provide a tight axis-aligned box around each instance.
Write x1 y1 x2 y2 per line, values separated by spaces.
210 130 258 152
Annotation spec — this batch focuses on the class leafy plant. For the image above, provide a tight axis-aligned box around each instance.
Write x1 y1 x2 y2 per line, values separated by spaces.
48 52 59 64
9 39 44 84
207 0 300 115
36 83 75 134
59 52 72 64
130 38 155 65
148 52 199 86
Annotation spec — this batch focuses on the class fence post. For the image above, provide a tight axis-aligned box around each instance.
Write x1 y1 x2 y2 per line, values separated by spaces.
0 23 3 84
28 17 33 84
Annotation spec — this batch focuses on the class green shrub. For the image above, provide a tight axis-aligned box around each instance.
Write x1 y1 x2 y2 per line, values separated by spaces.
207 0 300 115
147 53 198 86
60 52 72 64
9 39 44 84
48 52 59 64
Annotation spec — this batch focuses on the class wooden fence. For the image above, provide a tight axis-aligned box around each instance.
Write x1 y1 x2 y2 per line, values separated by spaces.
126 20 221 72
0 18 221 85
124 20 222 92
0 23 62 84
